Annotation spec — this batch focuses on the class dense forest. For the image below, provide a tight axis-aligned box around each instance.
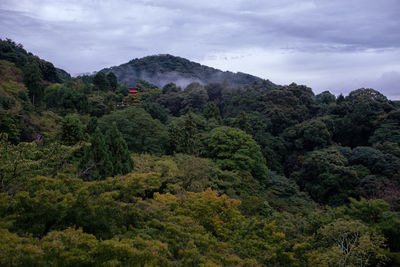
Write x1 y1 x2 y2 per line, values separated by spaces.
1 38 400 266
100 54 270 88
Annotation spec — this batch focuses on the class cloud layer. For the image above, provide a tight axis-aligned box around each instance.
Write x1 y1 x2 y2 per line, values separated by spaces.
1 0 399 98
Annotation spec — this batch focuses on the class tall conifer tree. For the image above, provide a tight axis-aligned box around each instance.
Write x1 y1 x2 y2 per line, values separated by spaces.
23 61 43 105
60 114 84 145
106 122 134 176
79 127 112 180
85 117 98 135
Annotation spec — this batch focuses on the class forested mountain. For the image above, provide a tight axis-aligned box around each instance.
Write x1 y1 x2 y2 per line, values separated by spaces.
1 39 400 266
100 54 273 88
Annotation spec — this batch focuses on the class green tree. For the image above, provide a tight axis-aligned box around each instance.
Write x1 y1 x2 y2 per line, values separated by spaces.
333 88 394 147
93 72 109 92
205 126 267 181
140 102 169 123
162 82 181 94
233 112 251 133
313 219 386 267
345 198 400 253
39 60 59 83
88 95 108 117
168 113 204 155
340 146 400 179
23 61 43 105
99 107 168 154
337 93 345 103
283 117 332 151
44 85 89 114
79 127 112 180
44 83 62 108
85 117 98 135
205 83 223 107
60 89 89 114
0 111 20 144
203 102 221 122
158 91 184 116
181 82 209 114
369 110 400 157
292 147 359 205
106 72 117 91
228 111 286 172
315 90 336 105
250 84 315 134
59 114 84 145
106 122 134 176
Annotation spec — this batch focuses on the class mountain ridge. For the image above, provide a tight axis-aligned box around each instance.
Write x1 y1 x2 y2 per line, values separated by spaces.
100 54 274 88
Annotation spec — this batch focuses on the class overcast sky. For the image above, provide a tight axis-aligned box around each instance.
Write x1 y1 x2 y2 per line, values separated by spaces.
1 0 400 99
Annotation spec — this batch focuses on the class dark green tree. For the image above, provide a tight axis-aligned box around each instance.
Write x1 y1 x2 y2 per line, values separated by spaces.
59 114 84 145
158 92 183 116
336 93 345 103
79 127 112 180
106 72 117 91
0 111 20 144
282 117 332 151
93 72 109 92
168 113 202 155
140 102 169 123
340 146 400 179
234 112 251 133
252 84 315 134
23 61 43 105
85 117 98 135
39 60 59 83
203 102 221 122
99 107 168 154
181 82 209 114
0 38 28 66
89 95 108 117
315 91 336 105
106 122 134 176
205 83 223 107
292 147 359 205
333 88 394 147
369 110 400 157
162 82 181 94
44 84 62 109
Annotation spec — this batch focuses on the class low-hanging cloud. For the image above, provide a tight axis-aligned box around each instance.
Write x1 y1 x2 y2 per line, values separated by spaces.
0 0 399 99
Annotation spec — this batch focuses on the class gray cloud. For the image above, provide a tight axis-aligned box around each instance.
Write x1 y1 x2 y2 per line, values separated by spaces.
361 72 400 99
0 0 399 98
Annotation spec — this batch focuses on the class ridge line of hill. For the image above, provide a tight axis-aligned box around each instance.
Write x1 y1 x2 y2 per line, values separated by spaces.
100 54 275 88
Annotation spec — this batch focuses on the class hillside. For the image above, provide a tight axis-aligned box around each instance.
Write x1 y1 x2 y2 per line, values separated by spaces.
100 54 273 88
0 39 71 83
1 39 400 266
